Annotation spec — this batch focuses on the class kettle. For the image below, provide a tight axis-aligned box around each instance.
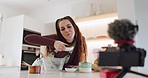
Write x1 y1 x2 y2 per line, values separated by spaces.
0 54 5 66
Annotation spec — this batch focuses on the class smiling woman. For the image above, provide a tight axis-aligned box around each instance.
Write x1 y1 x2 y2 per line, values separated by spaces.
24 16 87 70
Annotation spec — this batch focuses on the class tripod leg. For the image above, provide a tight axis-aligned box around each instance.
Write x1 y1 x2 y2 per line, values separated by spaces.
130 70 148 77
115 70 127 78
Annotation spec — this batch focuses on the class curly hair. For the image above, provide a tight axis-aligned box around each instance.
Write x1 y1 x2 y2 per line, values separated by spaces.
108 19 138 41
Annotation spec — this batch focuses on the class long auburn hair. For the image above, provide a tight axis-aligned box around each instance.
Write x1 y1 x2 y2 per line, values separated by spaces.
55 16 86 63
55 16 81 43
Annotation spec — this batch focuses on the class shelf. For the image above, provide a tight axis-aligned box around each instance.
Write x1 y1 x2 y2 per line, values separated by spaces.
86 37 114 42
23 51 36 53
75 13 118 23
22 44 40 49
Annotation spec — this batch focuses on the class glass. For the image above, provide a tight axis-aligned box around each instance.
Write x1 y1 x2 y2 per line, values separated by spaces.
28 66 41 74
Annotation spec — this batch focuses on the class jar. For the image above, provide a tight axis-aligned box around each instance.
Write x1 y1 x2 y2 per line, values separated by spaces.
28 66 41 74
79 62 92 72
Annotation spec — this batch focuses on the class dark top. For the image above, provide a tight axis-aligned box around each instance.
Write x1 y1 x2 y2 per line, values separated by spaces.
24 34 87 66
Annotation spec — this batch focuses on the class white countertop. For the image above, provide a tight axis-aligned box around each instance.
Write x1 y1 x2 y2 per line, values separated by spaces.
0 70 100 78
0 66 144 78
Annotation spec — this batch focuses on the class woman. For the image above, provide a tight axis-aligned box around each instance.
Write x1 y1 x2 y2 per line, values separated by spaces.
25 16 87 70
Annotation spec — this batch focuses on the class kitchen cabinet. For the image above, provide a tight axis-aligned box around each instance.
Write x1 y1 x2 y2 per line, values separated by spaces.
75 13 118 63
75 13 118 39
1 15 44 67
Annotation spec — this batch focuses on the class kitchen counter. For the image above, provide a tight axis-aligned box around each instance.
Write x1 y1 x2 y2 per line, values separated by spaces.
0 66 143 78
0 66 146 78
0 70 100 78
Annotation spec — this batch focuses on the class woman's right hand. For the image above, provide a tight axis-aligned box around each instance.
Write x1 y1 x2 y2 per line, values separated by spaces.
54 41 67 51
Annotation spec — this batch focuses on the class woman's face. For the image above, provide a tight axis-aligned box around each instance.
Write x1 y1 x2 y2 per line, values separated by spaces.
59 19 75 43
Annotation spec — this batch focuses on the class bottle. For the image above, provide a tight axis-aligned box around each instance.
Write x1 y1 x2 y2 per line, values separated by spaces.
105 44 113 52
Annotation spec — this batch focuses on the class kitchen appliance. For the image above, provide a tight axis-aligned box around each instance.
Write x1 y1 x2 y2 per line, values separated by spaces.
21 29 41 70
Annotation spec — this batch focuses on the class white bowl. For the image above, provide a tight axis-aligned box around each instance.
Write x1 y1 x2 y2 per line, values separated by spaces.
65 46 74 51
65 68 77 72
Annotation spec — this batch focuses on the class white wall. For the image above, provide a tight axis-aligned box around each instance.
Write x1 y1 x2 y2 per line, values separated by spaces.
134 0 148 74
117 0 136 23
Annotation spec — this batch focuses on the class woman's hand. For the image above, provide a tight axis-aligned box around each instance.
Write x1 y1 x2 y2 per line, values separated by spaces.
54 41 67 51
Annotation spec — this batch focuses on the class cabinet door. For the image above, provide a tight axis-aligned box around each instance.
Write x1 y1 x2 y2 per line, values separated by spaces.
77 17 117 39
2 15 24 66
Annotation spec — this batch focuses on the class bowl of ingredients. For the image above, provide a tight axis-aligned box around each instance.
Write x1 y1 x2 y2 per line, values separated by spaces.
79 62 92 72
65 68 77 72
64 65 78 72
